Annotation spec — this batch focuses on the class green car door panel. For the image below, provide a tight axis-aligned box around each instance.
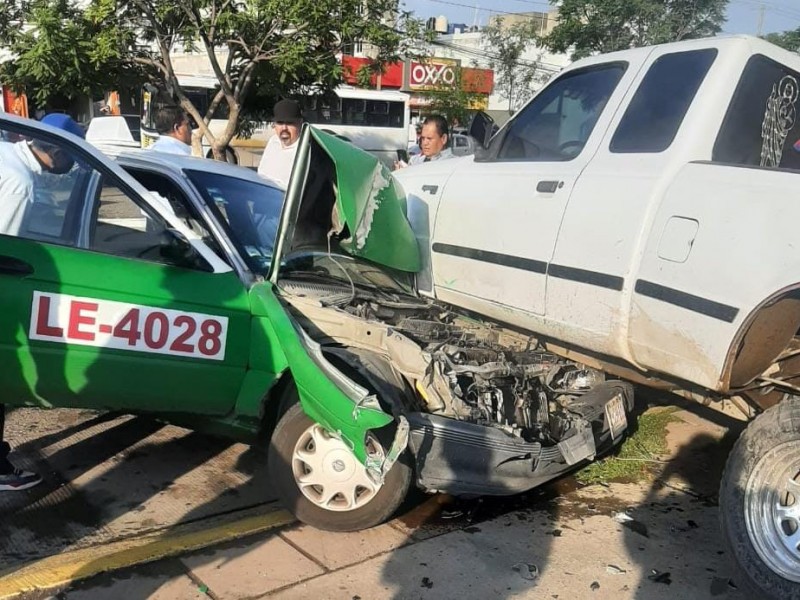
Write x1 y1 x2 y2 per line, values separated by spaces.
0 235 251 414
229 313 290 419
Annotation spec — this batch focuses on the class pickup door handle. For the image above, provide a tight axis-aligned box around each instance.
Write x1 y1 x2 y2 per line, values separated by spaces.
536 180 562 194
0 255 34 276
421 184 439 195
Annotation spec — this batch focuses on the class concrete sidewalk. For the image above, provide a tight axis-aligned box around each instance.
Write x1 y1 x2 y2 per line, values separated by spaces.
53 481 744 600
0 407 287 598
47 399 748 600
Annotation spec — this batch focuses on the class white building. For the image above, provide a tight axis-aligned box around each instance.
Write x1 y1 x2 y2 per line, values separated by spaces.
429 29 571 116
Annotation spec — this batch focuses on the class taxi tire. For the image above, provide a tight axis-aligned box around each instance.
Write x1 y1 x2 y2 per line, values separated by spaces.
268 403 412 532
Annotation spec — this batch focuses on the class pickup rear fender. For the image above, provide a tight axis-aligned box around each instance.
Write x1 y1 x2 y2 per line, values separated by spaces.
723 286 800 393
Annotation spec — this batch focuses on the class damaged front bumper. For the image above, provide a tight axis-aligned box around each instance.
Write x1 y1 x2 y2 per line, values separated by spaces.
406 382 634 496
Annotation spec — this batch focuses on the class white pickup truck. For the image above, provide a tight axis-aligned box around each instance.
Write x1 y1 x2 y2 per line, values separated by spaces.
395 34 800 600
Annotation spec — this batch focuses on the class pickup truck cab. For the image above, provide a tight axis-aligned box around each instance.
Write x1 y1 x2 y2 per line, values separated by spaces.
394 34 800 600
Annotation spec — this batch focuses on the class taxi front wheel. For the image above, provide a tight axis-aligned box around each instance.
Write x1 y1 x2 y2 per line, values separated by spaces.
268 403 412 531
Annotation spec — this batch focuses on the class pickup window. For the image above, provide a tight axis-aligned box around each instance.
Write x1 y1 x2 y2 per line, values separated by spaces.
714 54 800 170
496 63 627 162
610 49 717 153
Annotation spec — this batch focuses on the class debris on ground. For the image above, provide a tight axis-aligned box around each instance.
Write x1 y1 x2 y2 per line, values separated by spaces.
612 511 649 538
512 563 539 581
420 577 434 589
710 577 729 596
613 511 633 523
606 564 627 575
648 569 672 585
590 581 600 591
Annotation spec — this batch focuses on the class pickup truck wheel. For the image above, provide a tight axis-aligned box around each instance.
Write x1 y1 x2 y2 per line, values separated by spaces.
268 403 411 532
720 396 800 599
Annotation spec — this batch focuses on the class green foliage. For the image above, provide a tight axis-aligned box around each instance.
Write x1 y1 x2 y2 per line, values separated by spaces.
545 0 729 60
576 407 680 485
0 0 140 103
0 0 425 160
764 27 800 53
421 67 486 125
482 17 549 113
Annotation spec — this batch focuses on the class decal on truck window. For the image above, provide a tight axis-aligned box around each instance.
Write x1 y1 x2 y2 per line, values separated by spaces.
29 291 228 361
760 75 798 167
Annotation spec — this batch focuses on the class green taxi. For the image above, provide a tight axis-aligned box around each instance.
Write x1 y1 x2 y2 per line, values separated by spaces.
0 113 632 531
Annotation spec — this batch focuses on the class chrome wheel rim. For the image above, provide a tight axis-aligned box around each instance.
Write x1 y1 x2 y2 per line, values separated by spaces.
744 440 800 582
292 424 381 512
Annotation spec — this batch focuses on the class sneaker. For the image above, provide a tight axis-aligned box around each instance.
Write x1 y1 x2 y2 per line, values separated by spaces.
0 467 42 491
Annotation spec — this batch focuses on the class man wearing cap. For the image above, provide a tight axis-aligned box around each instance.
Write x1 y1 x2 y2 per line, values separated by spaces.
257 99 303 187
0 112 85 491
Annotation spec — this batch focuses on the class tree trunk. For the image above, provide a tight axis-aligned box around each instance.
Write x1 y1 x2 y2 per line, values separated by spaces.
191 132 204 158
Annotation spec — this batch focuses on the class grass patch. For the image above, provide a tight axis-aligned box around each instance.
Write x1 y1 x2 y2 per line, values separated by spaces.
576 406 681 485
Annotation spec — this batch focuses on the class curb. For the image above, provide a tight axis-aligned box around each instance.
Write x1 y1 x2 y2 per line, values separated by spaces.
0 507 295 599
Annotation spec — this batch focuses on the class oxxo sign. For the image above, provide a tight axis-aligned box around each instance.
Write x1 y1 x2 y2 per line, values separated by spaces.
409 60 458 90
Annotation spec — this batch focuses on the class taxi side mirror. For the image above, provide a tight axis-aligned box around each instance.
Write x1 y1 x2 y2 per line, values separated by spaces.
161 228 214 272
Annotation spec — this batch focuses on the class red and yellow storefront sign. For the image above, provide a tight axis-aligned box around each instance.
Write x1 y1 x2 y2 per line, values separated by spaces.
342 55 493 96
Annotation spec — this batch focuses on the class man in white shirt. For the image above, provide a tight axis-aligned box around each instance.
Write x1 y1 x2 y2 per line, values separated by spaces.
0 113 84 236
148 106 193 155
394 115 453 169
0 112 85 491
409 115 453 165
257 99 303 187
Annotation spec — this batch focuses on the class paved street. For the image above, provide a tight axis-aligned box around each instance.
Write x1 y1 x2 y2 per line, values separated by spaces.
0 396 748 600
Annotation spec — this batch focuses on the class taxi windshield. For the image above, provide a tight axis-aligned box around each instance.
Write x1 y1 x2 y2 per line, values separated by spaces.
185 169 284 274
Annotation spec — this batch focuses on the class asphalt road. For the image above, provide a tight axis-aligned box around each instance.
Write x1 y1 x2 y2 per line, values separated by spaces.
0 396 749 600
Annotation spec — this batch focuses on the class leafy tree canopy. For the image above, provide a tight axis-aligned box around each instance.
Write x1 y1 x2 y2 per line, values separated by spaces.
545 0 729 60
421 66 489 125
0 0 136 104
764 27 800 53
0 0 422 159
482 17 550 113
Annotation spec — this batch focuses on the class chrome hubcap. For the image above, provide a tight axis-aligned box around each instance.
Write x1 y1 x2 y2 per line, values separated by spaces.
744 441 800 582
292 424 381 512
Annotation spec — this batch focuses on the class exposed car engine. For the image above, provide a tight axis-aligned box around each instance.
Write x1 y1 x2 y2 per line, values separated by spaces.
279 280 617 446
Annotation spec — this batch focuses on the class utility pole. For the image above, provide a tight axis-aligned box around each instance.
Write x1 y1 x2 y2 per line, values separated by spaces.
757 3 766 37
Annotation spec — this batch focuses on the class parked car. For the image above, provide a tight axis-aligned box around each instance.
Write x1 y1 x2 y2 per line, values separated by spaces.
0 114 633 533
394 34 800 600
84 114 142 156
449 133 476 157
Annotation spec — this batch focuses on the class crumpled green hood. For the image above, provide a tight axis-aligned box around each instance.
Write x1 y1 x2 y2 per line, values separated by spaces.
310 128 422 273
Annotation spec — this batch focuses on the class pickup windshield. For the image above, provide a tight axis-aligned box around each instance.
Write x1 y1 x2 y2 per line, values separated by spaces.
495 62 627 162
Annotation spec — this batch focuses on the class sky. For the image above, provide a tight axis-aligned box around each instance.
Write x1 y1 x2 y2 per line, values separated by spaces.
400 0 800 36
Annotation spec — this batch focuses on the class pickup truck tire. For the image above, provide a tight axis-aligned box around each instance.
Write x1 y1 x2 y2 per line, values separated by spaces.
268 403 412 532
719 396 800 600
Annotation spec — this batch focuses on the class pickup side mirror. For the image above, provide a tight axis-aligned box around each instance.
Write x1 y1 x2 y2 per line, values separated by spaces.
467 111 497 149
161 228 214 272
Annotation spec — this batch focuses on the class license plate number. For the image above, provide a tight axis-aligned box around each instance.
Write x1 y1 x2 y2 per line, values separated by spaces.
605 395 627 439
